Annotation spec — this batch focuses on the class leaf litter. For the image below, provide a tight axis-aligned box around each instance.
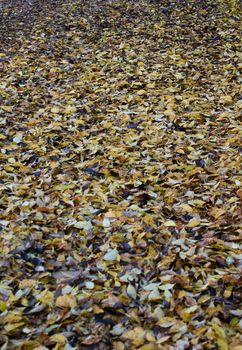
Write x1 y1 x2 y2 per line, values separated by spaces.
0 0 241 349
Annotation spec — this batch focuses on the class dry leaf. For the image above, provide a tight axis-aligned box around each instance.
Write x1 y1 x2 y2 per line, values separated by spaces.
56 294 77 308
103 249 119 261
187 219 201 227
127 284 137 299
1 1 240 348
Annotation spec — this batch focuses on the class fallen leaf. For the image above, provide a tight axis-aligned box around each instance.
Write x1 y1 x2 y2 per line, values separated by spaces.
187 219 201 227
64 106 77 115
126 284 137 300
49 333 67 344
56 294 77 308
103 249 119 261
123 327 146 346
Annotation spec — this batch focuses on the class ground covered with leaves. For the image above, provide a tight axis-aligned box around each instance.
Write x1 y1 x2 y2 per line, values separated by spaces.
0 0 241 349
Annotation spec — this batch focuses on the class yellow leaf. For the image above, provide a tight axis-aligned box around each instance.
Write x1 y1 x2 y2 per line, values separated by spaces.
178 290 186 299
1 105 13 112
19 279 36 288
180 204 193 213
51 107 60 114
195 133 204 139
143 214 155 226
139 344 155 350
136 89 146 95
56 294 76 308
38 290 54 306
147 245 158 259
146 331 156 342
0 300 7 312
219 95 233 105
217 339 228 350
75 118 84 125
164 109 176 121
113 341 125 350
187 219 201 227
49 333 67 344
4 322 24 332
180 305 198 321
209 207 225 219
146 83 155 88
123 327 146 346
64 105 77 115
213 324 226 339
4 314 22 323
198 295 211 304
164 220 176 227
175 147 185 154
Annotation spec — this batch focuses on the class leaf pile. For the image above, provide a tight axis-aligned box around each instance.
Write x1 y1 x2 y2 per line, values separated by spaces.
0 0 241 349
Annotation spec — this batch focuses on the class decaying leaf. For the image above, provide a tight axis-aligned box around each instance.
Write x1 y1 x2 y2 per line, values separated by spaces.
0 0 241 348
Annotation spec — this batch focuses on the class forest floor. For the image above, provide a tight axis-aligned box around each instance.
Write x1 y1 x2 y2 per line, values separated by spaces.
0 0 241 349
